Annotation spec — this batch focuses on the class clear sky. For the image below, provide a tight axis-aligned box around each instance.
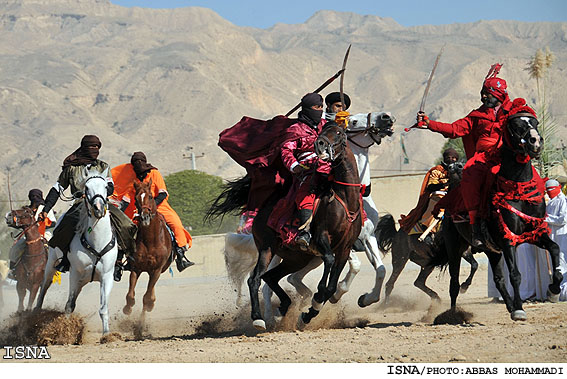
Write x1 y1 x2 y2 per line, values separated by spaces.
110 0 567 29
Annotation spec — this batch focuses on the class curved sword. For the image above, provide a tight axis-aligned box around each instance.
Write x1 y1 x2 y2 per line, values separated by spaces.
405 44 445 132
339 44 352 112
285 45 352 117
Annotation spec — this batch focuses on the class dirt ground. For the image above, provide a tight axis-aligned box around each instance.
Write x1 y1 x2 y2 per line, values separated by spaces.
0 252 566 364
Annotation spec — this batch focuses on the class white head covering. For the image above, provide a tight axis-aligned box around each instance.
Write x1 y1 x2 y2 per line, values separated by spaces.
546 179 560 188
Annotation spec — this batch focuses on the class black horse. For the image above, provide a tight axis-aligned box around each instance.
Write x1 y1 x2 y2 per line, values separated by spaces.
207 122 363 330
376 162 479 303
440 111 563 320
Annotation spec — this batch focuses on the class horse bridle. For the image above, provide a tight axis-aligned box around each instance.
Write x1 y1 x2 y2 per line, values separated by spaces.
506 113 540 156
346 113 394 148
83 175 109 217
317 128 347 162
135 190 157 219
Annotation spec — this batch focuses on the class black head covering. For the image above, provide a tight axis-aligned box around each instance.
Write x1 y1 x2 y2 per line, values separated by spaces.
131 151 157 177
62 135 102 168
297 93 323 128
325 92 351 111
442 148 460 165
28 189 44 207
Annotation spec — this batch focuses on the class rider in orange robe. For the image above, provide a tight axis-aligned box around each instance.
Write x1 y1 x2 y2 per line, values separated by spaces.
113 152 194 275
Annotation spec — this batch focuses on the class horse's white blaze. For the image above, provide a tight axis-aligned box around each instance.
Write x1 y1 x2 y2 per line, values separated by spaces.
141 193 145 202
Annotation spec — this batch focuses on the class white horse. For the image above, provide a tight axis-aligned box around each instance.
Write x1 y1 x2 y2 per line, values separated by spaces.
35 167 118 335
223 112 395 322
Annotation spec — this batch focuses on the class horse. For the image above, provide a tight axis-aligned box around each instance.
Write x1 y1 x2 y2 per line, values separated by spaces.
123 179 173 317
439 111 563 320
5 206 48 311
35 167 118 334
220 112 395 321
376 161 479 302
246 121 363 330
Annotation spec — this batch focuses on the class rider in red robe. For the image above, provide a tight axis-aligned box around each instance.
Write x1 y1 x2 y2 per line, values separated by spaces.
416 64 512 248
267 93 329 249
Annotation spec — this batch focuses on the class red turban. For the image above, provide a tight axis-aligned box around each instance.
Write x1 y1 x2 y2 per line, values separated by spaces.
482 63 508 102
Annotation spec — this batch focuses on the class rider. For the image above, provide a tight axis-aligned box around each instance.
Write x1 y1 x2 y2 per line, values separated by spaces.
324 91 351 122
399 148 460 236
115 152 194 273
7 189 56 279
40 135 137 273
275 93 329 250
416 64 513 248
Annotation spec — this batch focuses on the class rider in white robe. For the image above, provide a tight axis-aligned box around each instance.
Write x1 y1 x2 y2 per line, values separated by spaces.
544 179 567 301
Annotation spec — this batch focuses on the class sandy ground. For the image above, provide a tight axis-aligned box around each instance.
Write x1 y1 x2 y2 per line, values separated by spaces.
0 252 566 364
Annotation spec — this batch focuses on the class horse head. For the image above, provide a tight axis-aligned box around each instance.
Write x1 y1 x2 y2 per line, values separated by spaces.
346 112 395 148
82 166 110 219
505 113 542 159
134 179 156 227
5 206 35 229
315 122 348 162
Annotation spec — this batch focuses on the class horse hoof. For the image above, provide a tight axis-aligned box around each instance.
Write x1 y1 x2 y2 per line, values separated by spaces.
511 310 527 321
252 319 266 331
459 285 470 294
297 314 306 331
358 295 369 308
329 295 340 304
123 306 132 315
547 289 560 303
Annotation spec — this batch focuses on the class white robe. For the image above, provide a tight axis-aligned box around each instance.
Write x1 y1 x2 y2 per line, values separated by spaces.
545 192 567 301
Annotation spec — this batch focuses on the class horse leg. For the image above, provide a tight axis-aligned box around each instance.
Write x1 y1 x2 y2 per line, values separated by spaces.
500 244 526 321
65 269 84 314
358 234 387 307
414 265 440 301
16 279 26 312
534 234 563 302
288 257 321 307
261 256 281 325
384 237 410 302
299 238 334 327
460 250 478 293
123 270 139 315
27 282 41 311
330 251 361 304
247 247 273 330
35 248 58 311
99 270 114 335
486 251 515 313
143 269 161 313
262 261 295 320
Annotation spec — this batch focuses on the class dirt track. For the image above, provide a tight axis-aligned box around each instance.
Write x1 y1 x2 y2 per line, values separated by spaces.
1 253 566 363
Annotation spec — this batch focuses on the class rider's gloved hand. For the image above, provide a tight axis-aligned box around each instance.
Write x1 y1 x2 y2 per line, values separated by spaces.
292 164 309 174
416 111 430 128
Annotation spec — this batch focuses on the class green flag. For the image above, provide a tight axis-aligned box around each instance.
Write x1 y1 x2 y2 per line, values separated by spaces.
400 134 410 164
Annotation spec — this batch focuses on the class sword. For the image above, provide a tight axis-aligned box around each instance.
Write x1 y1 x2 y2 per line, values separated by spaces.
339 44 352 113
285 45 352 117
7 168 13 213
405 45 445 132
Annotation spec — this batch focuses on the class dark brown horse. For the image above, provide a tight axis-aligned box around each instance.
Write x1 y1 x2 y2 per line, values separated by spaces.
122 179 173 316
246 122 363 330
5 206 47 311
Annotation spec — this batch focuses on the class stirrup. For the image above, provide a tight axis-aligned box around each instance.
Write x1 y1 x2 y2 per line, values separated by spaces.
113 264 123 282
54 257 70 273
295 231 311 251
176 256 194 272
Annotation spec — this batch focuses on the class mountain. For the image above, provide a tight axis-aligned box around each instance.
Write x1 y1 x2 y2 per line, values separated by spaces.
1 0 566 207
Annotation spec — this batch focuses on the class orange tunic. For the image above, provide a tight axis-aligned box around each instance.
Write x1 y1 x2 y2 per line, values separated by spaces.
110 163 138 219
125 169 192 249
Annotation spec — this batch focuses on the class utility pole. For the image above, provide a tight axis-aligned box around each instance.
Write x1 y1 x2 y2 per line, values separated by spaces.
182 146 205 171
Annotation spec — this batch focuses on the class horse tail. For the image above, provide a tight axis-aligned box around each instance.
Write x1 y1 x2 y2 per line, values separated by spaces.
223 232 258 296
204 175 251 223
375 214 397 253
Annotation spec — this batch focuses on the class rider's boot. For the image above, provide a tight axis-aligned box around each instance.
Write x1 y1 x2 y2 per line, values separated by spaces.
113 250 128 282
469 210 486 249
55 251 71 273
295 209 313 251
175 244 194 272
7 261 16 280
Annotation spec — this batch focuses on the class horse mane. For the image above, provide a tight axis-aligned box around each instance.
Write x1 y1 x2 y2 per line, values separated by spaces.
204 175 251 223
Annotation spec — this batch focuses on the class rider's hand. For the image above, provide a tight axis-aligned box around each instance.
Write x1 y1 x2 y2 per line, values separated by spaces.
37 211 47 222
292 164 309 174
416 111 430 128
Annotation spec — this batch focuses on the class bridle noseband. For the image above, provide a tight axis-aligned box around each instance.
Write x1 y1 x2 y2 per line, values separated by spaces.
83 175 109 217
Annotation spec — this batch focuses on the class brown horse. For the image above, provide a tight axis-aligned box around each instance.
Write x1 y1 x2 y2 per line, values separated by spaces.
249 122 363 330
5 207 47 311
123 179 173 316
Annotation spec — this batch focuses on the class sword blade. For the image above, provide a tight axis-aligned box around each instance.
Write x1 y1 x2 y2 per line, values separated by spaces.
419 44 445 112
339 44 352 111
